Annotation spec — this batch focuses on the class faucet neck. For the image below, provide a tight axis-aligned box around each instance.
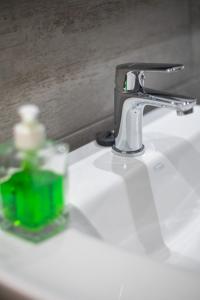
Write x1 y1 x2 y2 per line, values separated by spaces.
113 99 145 155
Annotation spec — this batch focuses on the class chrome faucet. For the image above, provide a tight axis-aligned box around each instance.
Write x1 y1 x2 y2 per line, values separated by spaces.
113 63 197 156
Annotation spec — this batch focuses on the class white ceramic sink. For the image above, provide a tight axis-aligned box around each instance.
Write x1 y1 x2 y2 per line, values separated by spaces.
0 107 200 300
70 105 200 273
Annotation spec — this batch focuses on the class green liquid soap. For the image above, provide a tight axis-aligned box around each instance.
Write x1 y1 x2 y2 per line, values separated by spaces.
0 167 65 230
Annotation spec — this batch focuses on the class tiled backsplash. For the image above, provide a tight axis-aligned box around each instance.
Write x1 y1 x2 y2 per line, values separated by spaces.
0 0 199 150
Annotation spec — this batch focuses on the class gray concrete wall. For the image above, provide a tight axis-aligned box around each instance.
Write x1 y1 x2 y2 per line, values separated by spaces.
0 0 199 150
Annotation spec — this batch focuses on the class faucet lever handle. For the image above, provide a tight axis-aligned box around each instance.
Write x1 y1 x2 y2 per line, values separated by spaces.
115 63 184 92
116 63 184 73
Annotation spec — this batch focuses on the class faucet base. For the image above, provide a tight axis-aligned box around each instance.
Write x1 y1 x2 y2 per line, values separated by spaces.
112 144 145 157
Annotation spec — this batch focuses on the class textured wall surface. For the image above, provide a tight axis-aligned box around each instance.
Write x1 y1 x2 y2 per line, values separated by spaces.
0 0 199 150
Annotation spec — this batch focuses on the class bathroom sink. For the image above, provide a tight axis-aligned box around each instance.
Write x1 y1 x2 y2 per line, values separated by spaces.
69 105 200 273
0 107 200 300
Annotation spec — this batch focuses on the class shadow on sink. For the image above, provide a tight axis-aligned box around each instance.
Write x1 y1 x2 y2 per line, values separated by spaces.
68 205 102 239
94 149 170 258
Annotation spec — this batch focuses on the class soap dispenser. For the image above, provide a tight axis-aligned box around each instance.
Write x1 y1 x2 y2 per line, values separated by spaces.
0 105 68 242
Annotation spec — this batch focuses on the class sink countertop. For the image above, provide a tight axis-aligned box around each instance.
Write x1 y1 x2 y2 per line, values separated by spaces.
1 107 200 299
0 228 200 300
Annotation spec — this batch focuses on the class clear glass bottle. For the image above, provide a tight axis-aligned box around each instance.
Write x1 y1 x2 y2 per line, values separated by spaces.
0 105 68 242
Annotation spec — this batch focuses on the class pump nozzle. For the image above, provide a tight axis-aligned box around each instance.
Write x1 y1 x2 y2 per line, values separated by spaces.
14 104 46 151
18 105 40 124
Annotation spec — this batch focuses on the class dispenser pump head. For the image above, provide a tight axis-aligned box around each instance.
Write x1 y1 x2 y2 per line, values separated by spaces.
14 104 46 151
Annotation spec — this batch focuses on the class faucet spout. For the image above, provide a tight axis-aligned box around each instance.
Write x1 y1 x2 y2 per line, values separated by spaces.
143 88 196 113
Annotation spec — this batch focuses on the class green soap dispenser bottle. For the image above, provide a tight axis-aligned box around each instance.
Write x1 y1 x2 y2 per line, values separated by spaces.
0 105 68 242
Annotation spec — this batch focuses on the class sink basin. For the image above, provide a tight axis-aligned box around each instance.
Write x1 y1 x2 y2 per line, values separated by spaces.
69 105 200 273
0 107 200 300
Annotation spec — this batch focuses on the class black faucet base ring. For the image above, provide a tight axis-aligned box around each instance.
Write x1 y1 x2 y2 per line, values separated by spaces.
96 130 115 147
